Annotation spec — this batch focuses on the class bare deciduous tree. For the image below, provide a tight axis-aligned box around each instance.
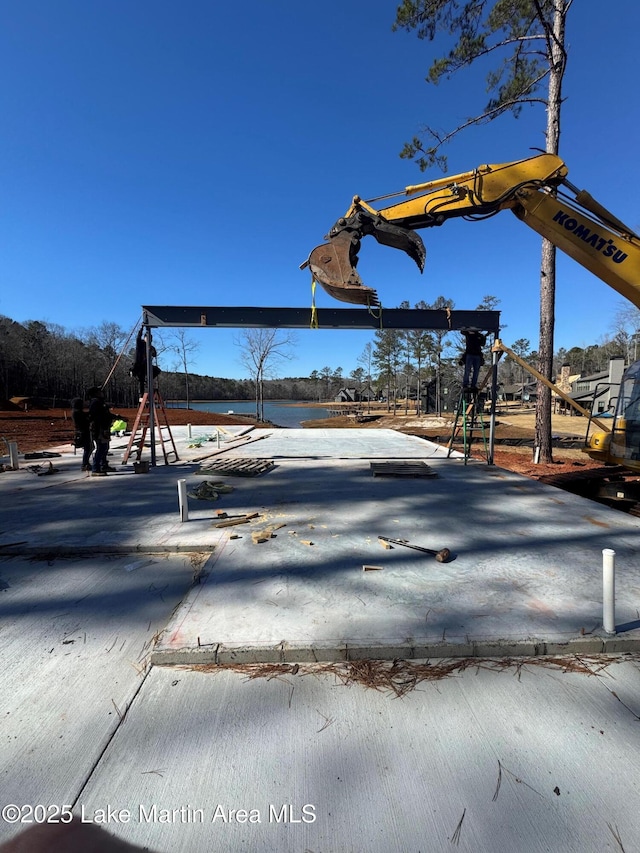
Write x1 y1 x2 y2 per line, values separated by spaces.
236 329 297 420
168 329 200 409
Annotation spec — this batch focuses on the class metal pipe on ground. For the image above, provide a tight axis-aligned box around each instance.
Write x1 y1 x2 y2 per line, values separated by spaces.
602 548 616 634
177 479 189 523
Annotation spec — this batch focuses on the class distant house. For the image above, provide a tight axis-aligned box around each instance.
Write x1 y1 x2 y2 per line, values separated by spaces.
552 364 581 414
334 387 374 403
497 381 538 404
567 357 624 416
9 396 31 411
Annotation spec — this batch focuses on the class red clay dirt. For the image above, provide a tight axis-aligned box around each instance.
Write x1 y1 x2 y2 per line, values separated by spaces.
0 406 257 456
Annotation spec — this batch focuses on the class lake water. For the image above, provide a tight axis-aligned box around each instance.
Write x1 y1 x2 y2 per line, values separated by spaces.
166 400 333 428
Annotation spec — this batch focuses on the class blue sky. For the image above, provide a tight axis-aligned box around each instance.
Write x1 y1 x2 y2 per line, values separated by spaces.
1 1 638 381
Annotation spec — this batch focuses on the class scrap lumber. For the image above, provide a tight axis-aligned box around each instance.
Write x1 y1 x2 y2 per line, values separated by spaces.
192 433 271 462
214 512 260 528
251 523 286 544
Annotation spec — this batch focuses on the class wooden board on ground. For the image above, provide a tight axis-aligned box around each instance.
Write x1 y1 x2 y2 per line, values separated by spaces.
370 461 438 478
198 457 275 477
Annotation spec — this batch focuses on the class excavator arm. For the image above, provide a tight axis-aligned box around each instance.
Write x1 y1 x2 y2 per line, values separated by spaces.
303 153 640 309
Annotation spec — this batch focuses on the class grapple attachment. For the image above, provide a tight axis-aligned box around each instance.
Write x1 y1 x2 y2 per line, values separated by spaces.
306 232 379 306
303 209 426 307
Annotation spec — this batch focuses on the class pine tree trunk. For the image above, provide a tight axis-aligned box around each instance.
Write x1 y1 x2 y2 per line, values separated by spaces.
535 238 556 461
534 0 566 463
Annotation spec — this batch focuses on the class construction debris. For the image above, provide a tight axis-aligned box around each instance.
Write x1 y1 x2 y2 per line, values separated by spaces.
378 535 452 563
197 458 275 477
187 481 235 501
188 435 215 448
251 523 286 544
193 433 272 462
26 461 59 477
186 655 630 699
214 512 260 528
370 461 438 478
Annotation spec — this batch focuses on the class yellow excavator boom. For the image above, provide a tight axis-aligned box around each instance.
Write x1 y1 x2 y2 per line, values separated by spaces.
303 152 640 311
304 152 640 472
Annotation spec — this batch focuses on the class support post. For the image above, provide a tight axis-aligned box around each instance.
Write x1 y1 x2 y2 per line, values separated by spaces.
487 338 499 465
177 479 189 522
145 325 156 467
8 441 19 470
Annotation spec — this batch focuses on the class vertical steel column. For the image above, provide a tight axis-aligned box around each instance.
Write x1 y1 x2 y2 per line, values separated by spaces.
145 325 156 467
487 338 498 465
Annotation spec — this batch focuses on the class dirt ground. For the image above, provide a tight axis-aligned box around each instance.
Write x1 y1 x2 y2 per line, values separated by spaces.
0 402 605 482
0 406 257 456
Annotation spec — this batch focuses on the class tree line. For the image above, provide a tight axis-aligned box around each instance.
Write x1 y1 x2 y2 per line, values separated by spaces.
0 315 312 408
2 302 637 413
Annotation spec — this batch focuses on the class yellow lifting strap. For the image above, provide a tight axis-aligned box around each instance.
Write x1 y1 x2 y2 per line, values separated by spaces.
310 277 319 329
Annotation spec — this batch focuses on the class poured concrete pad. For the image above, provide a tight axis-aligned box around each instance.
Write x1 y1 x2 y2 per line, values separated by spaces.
152 432 640 663
3 427 640 662
2 428 640 852
75 661 640 853
0 553 197 817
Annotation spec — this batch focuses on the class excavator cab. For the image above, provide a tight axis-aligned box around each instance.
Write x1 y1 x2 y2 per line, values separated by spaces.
585 361 640 467
608 361 640 465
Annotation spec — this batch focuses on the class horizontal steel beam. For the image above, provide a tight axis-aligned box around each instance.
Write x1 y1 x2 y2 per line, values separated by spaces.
142 306 501 333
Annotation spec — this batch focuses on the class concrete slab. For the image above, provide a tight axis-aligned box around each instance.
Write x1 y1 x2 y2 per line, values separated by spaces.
153 433 640 661
2 427 640 660
188 426 456 459
0 447 229 555
2 426 640 852
0 553 196 823
74 660 640 853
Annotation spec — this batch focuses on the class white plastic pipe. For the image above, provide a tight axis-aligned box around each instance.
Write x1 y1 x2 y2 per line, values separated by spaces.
187 423 192 438
602 548 616 635
8 441 19 470
177 479 189 523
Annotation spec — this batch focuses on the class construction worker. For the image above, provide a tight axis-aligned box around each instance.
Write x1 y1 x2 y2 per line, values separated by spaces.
71 397 93 472
460 327 487 391
87 386 116 476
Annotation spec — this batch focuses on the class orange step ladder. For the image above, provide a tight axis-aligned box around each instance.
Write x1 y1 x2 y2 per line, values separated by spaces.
122 389 179 465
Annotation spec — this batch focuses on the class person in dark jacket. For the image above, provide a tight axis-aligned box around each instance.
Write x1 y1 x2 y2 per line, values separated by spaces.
87 386 116 476
130 327 161 398
460 327 487 391
71 397 93 472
